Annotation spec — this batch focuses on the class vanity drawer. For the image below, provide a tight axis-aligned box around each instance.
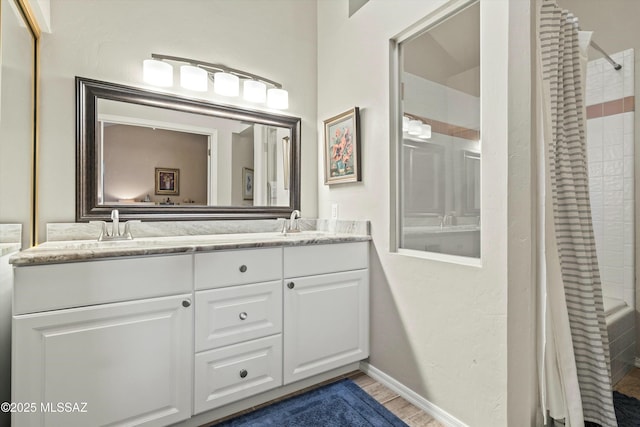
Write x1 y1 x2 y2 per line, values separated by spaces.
195 280 282 351
13 255 193 315
195 248 282 290
194 334 282 414
284 242 368 278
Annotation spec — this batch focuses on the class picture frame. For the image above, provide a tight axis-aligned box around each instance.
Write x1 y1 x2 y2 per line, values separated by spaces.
323 107 361 184
155 167 179 195
243 167 254 200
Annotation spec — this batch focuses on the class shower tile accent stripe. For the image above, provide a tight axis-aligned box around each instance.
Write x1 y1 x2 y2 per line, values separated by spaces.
586 96 635 119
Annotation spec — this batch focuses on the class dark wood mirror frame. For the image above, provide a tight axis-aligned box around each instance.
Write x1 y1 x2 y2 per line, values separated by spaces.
76 77 301 222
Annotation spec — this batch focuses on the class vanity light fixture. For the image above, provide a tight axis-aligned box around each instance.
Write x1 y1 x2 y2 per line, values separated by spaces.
142 53 289 109
403 115 432 140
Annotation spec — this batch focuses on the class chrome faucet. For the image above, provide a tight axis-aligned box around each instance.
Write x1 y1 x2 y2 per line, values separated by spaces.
111 209 120 237
282 210 301 234
440 212 456 229
97 209 136 241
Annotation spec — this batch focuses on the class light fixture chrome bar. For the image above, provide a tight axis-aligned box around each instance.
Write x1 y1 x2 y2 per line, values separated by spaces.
589 40 622 70
151 53 283 88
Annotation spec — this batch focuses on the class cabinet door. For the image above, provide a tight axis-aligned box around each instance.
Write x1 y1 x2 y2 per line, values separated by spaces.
12 294 193 427
283 269 369 384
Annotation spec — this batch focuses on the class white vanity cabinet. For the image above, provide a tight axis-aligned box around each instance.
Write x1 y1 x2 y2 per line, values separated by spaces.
11 238 370 426
12 255 194 427
283 242 369 384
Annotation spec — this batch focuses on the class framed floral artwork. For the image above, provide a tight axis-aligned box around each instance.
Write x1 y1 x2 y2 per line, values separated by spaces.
323 107 361 184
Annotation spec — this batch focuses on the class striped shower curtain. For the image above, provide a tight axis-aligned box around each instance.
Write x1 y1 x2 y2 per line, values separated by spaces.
538 1 617 426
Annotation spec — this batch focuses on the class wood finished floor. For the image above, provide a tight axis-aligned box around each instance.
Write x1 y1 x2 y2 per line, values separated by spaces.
614 367 640 399
207 371 443 426
348 371 444 426
209 367 640 426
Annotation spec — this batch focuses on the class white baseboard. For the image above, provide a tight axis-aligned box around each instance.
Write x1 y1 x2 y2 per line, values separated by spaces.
634 356 640 368
359 362 468 427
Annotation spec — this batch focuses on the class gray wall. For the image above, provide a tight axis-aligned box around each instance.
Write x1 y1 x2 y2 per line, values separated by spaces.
317 1 535 425
37 0 318 241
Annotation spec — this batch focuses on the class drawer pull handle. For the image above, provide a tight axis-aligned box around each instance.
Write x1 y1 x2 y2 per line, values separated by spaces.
239 369 248 379
182 300 191 308
239 265 248 273
239 312 248 320
287 282 295 289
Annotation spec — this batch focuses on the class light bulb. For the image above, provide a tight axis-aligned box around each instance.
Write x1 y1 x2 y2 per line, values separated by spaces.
419 124 432 139
243 80 267 103
402 116 410 132
180 65 207 91
143 59 173 87
267 88 289 109
408 120 422 136
213 72 240 97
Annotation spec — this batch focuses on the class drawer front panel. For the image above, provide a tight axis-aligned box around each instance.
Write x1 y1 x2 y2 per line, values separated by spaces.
284 242 368 278
194 335 282 414
195 248 282 290
195 281 282 351
13 255 193 315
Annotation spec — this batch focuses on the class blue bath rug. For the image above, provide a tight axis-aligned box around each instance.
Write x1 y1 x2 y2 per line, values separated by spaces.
211 378 408 426
612 391 640 427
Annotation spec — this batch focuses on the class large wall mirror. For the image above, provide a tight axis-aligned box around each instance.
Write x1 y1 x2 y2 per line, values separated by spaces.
77 77 301 221
396 0 481 259
0 0 38 249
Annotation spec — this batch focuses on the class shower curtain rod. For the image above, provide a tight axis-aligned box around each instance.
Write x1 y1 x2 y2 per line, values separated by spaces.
548 1 623 71
590 40 622 70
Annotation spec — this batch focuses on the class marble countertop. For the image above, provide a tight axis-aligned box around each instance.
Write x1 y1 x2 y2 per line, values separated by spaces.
11 230 370 266
0 223 22 256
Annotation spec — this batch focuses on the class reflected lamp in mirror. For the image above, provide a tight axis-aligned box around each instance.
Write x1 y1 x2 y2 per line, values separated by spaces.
404 115 431 139
142 53 289 110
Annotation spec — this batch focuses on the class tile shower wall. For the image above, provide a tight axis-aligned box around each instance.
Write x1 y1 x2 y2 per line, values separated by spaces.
587 49 635 307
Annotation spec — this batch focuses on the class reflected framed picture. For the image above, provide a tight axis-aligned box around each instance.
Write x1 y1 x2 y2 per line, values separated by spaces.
323 107 361 185
155 167 179 195
243 167 254 200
